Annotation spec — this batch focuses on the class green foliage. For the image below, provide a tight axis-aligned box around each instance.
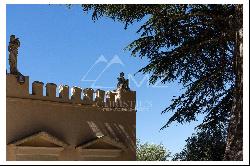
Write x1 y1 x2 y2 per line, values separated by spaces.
75 4 243 160
136 139 171 161
79 4 240 131
173 126 227 161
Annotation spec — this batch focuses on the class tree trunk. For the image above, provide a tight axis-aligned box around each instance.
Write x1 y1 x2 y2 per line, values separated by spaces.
224 5 243 161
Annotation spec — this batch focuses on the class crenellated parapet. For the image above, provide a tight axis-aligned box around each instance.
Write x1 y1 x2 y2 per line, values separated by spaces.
6 35 136 161
6 73 136 111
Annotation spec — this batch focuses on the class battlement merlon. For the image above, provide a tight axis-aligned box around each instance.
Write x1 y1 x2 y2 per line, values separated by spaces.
6 73 136 110
6 73 29 97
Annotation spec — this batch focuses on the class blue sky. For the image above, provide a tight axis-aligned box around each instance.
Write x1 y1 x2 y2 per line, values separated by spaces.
6 4 202 155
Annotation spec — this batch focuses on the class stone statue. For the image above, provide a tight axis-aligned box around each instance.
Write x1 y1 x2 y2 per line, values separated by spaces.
8 35 25 84
117 72 130 91
8 35 20 75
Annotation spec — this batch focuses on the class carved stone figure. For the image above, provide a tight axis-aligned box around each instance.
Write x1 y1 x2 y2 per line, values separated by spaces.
8 35 20 75
8 35 25 84
117 72 130 91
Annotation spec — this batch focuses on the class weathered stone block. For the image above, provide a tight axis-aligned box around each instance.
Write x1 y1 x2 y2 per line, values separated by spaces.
6 74 29 97
71 86 82 103
58 85 69 100
115 90 136 109
106 91 116 107
32 81 44 96
46 83 57 98
83 88 94 102
95 89 105 106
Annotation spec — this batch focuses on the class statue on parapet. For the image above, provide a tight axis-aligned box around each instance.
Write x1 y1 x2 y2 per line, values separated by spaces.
8 35 25 84
116 72 130 91
8 35 20 75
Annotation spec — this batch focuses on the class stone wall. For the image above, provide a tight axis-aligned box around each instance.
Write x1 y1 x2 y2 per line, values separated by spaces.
6 74 136 161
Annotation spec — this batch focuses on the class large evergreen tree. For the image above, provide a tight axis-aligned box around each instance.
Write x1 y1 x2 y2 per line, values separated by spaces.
76 4 243 160
173 130 226 161
173 114 228 161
